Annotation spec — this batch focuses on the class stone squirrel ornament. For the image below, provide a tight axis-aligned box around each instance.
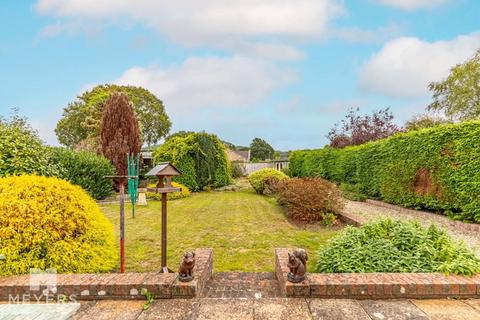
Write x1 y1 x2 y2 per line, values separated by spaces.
178 251 195 282
287 249 308 283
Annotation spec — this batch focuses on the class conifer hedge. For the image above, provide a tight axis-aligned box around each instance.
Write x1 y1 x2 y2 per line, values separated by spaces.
289 121 480 222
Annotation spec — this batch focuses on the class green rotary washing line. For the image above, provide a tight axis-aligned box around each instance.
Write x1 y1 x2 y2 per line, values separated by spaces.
127 153 140 218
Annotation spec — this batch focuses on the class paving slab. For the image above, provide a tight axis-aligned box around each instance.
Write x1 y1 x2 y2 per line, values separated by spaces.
70 300 144 320
254 298 312 320
464 299 480 312
196 298 254 320
69 301 98 320
412 299 480 320
359 299 429 320
0 303 80 320
307 299 371 320
137 299 199 320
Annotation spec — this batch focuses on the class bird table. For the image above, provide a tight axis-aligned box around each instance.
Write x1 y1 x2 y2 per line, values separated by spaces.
145 162 181 273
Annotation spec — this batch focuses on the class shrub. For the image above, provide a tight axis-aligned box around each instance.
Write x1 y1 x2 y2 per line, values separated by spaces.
289 121 480 222
153 132 231 191
0 115 57 177
0 175 117 275
276 178 343 224
315 219 480 275
339 183 367 202
50 147 114 200
230 162 245 178
248 168 288 194
146 181 191 201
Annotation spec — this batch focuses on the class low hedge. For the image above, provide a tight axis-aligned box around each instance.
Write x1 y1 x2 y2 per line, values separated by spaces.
248 168 288 194
289 121 480 222
50 147 114 200
316 219 480 275
0 175 117 275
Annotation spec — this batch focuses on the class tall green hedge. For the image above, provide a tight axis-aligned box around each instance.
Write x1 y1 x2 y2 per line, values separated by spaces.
50 147 114 200
289 121 480 222
153 132 231 191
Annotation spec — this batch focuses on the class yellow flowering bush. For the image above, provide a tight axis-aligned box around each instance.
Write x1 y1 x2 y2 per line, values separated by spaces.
147 181 191 201
0 175 117 276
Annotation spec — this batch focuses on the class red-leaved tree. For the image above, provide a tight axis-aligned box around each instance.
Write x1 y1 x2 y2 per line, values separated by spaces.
327 107 402 148
100 92 142 186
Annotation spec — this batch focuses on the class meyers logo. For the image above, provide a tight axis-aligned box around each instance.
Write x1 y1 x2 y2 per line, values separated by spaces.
8 268 76 304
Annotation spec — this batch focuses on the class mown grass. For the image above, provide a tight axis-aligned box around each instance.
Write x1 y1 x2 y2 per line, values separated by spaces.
101 189 341 272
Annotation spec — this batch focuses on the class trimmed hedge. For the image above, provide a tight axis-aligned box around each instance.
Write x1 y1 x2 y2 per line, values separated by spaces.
248 168 288 194
316 219 480 275
153 132 231 191
0 175 117 275
50 147 114 200
289 121 480 222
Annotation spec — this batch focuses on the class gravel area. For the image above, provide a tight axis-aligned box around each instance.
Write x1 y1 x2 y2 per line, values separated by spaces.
343 200 480 256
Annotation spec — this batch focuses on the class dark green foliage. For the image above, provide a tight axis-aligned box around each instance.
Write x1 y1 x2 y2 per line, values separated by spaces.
153 132 231 191
0 113 57 177
56 84 171 148
50 147 114 200
250 137 274 161
316 219 480 275
289 121 480 222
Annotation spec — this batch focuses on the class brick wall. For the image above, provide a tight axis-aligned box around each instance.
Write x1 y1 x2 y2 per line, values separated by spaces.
0 248 213 301
275 248 480 299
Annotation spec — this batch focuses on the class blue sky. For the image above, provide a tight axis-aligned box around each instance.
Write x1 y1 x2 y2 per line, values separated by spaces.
1 0 479 150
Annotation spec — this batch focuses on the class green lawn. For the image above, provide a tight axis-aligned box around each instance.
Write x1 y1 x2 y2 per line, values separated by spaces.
101 189 341 272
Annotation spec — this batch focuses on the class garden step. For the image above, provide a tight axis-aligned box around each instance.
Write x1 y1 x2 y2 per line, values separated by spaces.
202 272 282 298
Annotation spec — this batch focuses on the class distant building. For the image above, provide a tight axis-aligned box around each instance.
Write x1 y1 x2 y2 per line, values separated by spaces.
226 149 251 162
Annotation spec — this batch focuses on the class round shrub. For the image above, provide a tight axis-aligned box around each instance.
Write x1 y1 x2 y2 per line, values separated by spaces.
316 219 480 275
50 147 114 200
146 181 191 201
276 178 343 224
0 175 117 276
248 168 288 194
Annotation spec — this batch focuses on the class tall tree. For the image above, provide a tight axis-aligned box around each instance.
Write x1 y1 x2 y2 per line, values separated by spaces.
404 114 450 132
328 107 401 149
428 50 480 120
250 138 274 161
56 84 171 149
100 93 142 186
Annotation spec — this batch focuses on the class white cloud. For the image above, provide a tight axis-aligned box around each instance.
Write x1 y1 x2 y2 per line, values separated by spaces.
358 32 480 98
34 0 344 46
113 55 297 113
376 0 448 10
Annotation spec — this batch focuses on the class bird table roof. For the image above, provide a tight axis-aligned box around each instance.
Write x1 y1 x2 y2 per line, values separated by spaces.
145 162 181 176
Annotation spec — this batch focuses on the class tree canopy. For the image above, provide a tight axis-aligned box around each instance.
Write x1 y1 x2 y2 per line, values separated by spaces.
250 138 274 161
327 107 401 149
428 50 480 121
56 84 171 149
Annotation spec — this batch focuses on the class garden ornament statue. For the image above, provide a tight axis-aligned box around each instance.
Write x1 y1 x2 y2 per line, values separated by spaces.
178 251 196 282
287 249 308 283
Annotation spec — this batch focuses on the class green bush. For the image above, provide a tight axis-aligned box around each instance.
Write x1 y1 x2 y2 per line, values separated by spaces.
289 121 480 222
0 175 117 275
0 115 57 177
316 219 480 275
153 132 231 191
50 147 114 200
248 168 288 194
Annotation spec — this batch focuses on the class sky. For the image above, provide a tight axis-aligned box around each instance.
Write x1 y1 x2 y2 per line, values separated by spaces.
1 0 479 150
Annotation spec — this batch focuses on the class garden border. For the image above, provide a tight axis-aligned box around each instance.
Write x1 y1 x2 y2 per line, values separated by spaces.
275 248 480 299
0 248 212 301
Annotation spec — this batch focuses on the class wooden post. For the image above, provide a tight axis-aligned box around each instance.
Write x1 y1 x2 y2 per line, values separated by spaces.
161 192 168 273
119 184 126 273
